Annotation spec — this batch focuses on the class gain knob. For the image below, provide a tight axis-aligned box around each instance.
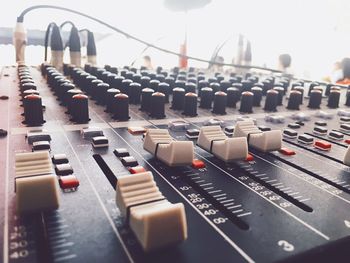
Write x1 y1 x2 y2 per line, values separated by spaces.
226 87 240 108
239 91 254 113
171 87 185 110
140 88 154 112
251 87 263 107
150 92 166 119
212 91 227 115
185 82 196 94
183 93 198 116
95 83 110 105
129 82 142 104
264 89 278 112
23 94 45 126
106 88 120 112
158 82 170 103
66 89 83 114
287 90 302 110
70 94 90 123
308 89 322 109
273 86 284 106
199 87 213 109
121 79 133 96
327 89 340 108
113 93 130 121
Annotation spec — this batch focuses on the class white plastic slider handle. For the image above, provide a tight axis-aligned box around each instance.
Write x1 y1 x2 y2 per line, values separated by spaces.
13 18 27 62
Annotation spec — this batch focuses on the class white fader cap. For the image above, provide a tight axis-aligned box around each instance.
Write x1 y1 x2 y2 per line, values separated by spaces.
116 171 187 252
15 151 60 213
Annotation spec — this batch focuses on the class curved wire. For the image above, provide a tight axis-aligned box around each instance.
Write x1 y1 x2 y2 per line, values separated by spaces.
44 22 57 61
18 5 282 73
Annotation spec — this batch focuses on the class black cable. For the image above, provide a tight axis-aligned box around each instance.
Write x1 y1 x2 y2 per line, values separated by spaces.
60 20 75 29
44 22 56 61
18 4 282 73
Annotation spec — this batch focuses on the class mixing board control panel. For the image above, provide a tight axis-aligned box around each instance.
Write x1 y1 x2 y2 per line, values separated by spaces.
1 63 350 263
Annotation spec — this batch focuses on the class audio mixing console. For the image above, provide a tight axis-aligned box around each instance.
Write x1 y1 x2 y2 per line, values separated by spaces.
1 63 350 263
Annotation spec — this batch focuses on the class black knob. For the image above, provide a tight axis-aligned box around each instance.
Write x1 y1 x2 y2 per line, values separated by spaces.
308 89 322 109
264 89 278 112
212 91 227 115
325 84 334 96
239 91 254 113
346 89 350 106
165 77 175 91
185 82 196 93
175 80 186 90
113 93 130 120
220 80 231 92
140 88 154 112
59 83 75 104
210 82 220 93
90 79 103 100
133 74 142 84
226 87 240 108
261 80 272 95
66 89 83 115
273 87 284 106
129 83 142 104
20 82 36 93
251 87 263 106
183 93 198 116
125 71 134 81
23 94 45 126
149 80 160 92
171 87 185 110
198 80 209 97
70 94 90 123
287 90 302 110
327 90 340 108
106 88 120 112
156 74 165 83
208 77 217 84
121 79 133 96
111 76 125 90
96 83 110 105
199 87 213 109
84 75 97 94
216 75 224 83
308 82 319 96
293 86 304 104
241 80 253 92
106 73 117 86
150 92 166 119
140 76 151 89
158 82 170 103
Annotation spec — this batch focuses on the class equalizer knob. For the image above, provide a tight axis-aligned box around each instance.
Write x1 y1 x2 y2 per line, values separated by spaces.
264 89 278 112
251 87 263 106
23 94 45 126
239 91 254 113
226 87 240 108
220 80 231 92
210 82 220 93
199 87 213 109
308 89 322 109
150 92 166 119
327 90 340 108
293 86 304 104
121 79 133 96
95 83 110 105
212 91 227 115
149 80 160 92
140 88 154 112
112 75 125 90
325 84 333 96
113 94 130 121
66 89 83 115
273 86 284 106
241 80 253 92
106 88 120 112
70 94 90 123
171 87 185 110
158 82 170 103
185 83 196 93
183 93 198 116
287 90 302 110
129 83 142 104
140 76 151 90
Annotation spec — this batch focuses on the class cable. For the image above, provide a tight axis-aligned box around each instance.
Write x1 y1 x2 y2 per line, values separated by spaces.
60 21 75 29
18 4 282 73
44 22 57 61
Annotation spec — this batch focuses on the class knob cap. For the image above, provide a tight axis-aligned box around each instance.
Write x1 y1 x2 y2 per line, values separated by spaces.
327 90 340 108
287 90 302 110
171 87 185 110
251 87 263 107
183 93 198 116
308 89 322 109
129 83 142 104
106 88 120 112
23 95 45 126
226 87 240 108
264 89 278 112
212 91 227 115
140 88 154 112
70 94 90 123
113 93 130 120
199 87 213 109
239 91 254 113
150 92 166 119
